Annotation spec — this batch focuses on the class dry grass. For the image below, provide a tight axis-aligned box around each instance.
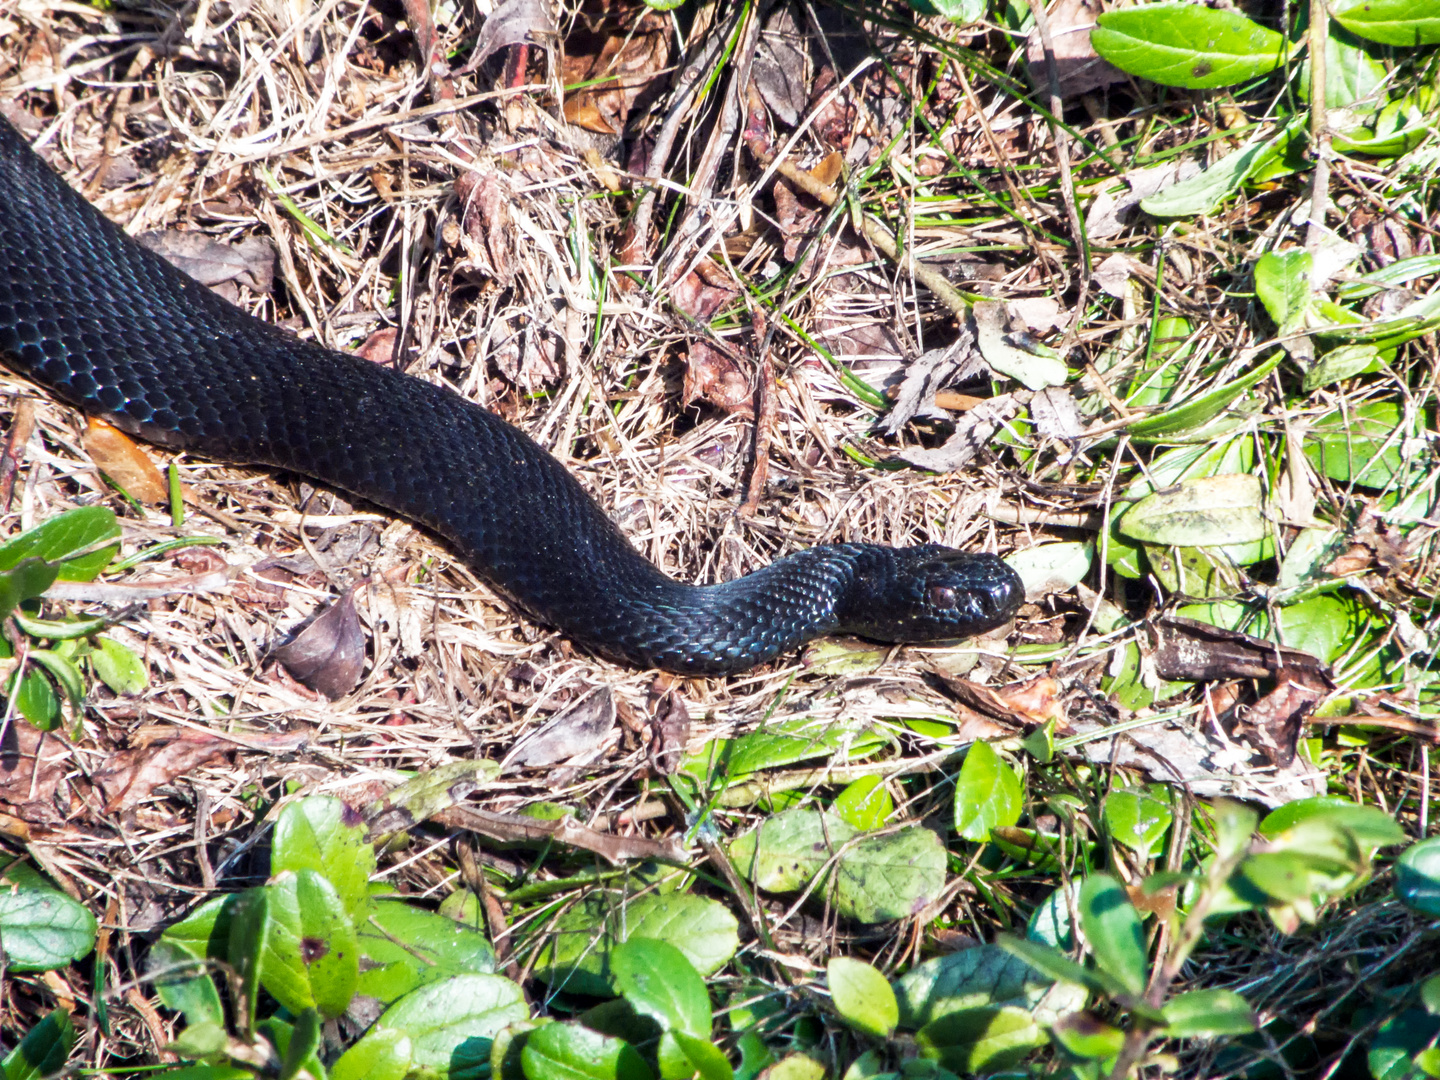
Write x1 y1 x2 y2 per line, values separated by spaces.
0 0 1436 1075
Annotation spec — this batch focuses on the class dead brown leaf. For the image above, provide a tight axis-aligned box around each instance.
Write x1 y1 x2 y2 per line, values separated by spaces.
137 230 274 295
93 732 230 813
504 686 617 770
1153 616 1327 682
1025 0 1126 98
1237 666 1330 769
354 327 400 364
274 586 367 700
83 418 168 504
0 720 82 827
561 1 670 138
648 687 690 776
454 168 517 287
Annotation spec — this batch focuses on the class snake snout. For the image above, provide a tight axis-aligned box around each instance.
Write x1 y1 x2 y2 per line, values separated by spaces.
842 546 1024 643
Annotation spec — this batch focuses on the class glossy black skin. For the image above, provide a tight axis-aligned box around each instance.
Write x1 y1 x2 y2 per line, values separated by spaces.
0 117 1023 674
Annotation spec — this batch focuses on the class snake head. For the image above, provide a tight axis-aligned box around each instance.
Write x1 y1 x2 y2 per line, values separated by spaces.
839 545 1024 643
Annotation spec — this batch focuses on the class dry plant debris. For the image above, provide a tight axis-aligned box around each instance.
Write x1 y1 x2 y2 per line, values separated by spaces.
0 0 1436 1077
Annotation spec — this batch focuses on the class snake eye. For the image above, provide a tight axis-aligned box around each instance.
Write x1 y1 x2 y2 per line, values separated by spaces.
928 585 958 609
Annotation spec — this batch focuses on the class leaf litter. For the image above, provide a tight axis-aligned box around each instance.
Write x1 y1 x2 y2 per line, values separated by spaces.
0 0 1435 1074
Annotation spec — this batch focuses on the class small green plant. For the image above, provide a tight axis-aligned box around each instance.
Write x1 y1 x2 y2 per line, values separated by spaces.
119 795 738 1080
992 797 1440 1079
0 505 147 733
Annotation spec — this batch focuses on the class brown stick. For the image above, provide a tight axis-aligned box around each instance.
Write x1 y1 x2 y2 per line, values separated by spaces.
740 308 776 516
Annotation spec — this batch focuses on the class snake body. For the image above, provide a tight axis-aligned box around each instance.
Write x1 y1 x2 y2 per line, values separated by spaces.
0 117 1022 674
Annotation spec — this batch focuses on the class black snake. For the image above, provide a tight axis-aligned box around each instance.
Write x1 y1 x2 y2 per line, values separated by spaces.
0 116 1022 674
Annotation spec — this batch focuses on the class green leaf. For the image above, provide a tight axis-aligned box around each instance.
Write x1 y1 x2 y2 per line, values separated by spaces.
520 1022 653 1080
1304 401 1414 488
683 718 887 783
1331 0 1440 46
151 895 237 1026
827 958 899 1038
228 887 273 1033
1092 4 1286 88
1127 353 1282 440
330 1028 412 1080
262 869 360 1019
612 938 711 1037
995 935 1128 1000
954 742 1023 842
29 649 85 721
1259 798 1408 849
356 899 496 1004
1369 1010 1440 1080
730 809 859 892
755 1058 823 1080
1303 344 1382 391
1161 989 1257 1037
914 1006 1046 1073
1239 850 1347 902
8 665 59 730
1050 1013 1126 1060
670 1033 732 1080
377 974 529 1078
1103 788 1173 860
147 940 224 1029
894 943 1064 1028
0 866 98 971
279 1009 323 1080
1423 974 1440 1015
834 827 949 924
1394 837 1440 917
0 559 60 625
1005 542 1093 603
533 893 738 997
832 776 894 832
91 636 148 695
1078 875 1148 997
170 1020 229 1060
1139 130 1294 219
0 506 120 582
1120 474 1268 547
0 1009 75 1080
1254 250 1314 335
271 796 376 923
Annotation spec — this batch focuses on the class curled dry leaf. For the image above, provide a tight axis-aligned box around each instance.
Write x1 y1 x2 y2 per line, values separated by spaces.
504 685 617 770
753 8 807 126
933 672 1065 731
454 169 516 287
273 585 367 700
83 418 168 504
878 332 982 436
137 230 274 293
1030 386 1085 440
648 688 690 776
561 5 670 137
1153 615 1326 682
683 342 752 416
1068 713 1325 807
465 0 557 72
895 394 1024 473
1236 666 1331 769
353 327 399 364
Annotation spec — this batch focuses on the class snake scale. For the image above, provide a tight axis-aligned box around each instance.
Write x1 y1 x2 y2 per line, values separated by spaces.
0 116 1022 674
